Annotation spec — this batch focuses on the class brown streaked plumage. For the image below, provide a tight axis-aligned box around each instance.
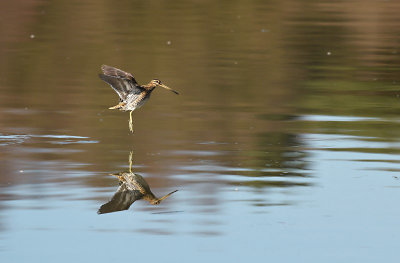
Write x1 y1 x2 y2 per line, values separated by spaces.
98 151 178 214
99 65 179 132
98 172 178 214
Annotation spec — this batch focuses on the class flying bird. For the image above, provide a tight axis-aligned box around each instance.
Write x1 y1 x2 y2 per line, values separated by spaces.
99 65 179 132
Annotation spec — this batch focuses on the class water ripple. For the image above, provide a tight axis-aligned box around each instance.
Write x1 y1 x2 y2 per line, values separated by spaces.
0 133 99 146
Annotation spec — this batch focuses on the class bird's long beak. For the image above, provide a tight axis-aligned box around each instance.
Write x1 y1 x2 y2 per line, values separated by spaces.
159 84 179 95
157 189 178 203
109 173 125 181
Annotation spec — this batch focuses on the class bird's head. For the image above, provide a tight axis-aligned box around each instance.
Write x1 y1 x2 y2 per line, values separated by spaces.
151 199 161 205
149 79 179 95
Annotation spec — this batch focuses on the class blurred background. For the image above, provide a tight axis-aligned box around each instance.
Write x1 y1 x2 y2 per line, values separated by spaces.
1 0 400 262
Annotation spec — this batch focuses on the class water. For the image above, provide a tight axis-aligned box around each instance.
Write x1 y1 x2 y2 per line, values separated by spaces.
1 0 400 262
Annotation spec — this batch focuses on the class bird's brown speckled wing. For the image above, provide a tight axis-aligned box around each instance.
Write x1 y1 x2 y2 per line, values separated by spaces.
97 184 143 214
99 65 143 101
101 65 138 84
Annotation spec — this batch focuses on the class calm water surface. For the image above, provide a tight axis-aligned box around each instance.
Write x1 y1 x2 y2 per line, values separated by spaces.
1 0 400 262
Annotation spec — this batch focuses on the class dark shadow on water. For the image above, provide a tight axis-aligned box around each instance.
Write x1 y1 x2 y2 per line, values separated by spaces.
151 210 184 214
98 152 178 214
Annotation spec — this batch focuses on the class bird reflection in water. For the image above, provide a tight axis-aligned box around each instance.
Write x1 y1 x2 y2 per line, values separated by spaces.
98 152 178 214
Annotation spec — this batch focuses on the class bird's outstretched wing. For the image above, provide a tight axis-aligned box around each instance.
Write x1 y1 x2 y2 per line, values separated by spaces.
99 65 143 101
97 184 143 214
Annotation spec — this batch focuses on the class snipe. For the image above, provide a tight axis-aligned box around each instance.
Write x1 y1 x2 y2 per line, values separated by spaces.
99 65 179 133
98 152 178 214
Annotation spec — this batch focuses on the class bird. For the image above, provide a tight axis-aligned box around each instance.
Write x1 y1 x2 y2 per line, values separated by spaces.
99 65 179 133
98 152 178 214
98 172 178 214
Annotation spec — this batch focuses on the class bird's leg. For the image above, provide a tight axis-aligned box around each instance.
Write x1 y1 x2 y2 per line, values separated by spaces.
129 151 133 173
129 110 134 133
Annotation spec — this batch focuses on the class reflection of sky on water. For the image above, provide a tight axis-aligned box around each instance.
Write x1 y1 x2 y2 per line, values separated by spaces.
299 114 381 122
302 133 400 150
1 114 400 262
0 133 98 146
